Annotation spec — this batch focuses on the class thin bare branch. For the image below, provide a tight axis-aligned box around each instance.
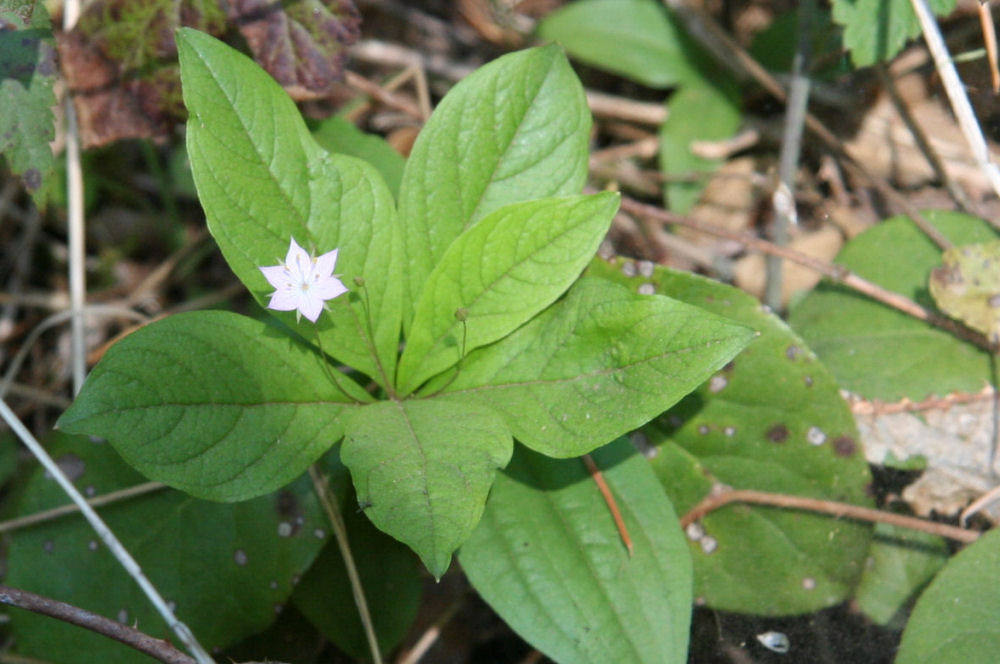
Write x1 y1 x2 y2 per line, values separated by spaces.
394 599 463 664
0 585 196 664
876 63 977 213
309 466 382 664
680 488 980 543
0 400 214 664
766 0 814 310
0 482 166 534
617 194 997 353
582 454 633 555
345 70 424 120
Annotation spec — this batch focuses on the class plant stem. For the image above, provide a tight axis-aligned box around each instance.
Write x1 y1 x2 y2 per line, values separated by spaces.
581 454 633 555
765 0 813 311
0 481 166 534
680 487 980 543
63 0 88 396
352 280 395 398
308 465 382 664
312 329 364 403
0 585 196 664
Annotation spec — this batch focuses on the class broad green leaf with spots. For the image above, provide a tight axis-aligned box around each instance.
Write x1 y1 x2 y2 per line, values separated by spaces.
589 257 873 614
0 0 57 204
789 210 998 401
929 240 1000 343
537 0 704 88
460 439 692 664
58 311 364 501
6 433 330 663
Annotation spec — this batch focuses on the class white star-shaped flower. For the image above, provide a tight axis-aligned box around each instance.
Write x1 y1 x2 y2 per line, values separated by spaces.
260 238 348 323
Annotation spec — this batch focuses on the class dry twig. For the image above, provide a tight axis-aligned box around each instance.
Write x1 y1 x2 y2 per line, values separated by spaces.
0 585 196 664
680 488 980 544
616 194 996 353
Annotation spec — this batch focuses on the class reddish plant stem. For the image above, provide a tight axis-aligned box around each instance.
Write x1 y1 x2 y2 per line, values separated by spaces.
0 585 196 664
679 489 980 544
582 454 634 555
617 195 997 354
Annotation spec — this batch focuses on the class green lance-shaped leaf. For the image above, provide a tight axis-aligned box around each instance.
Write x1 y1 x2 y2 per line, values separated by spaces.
397 193 619 395
896 529 1000 664
178 28 403 388
659 78 741 214
398 44 591 330
537 0 703 89
58 311 361 501
427 277 754 458
311 115 406 199
341 398 513 578
460 440 693 664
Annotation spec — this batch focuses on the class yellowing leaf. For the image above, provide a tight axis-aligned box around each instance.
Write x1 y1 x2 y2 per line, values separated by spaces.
930 241 1000 343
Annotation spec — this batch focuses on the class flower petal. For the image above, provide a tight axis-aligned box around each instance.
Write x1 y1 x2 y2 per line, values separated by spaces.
259 265 291 290
260 238 348 323
267 289 300 311
313 248 339 278
298 293 324 322
311 275 349 301
286 237 311 278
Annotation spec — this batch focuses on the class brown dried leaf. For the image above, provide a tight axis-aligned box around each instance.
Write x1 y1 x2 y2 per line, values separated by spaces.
227 0 360 101
59 0 358 147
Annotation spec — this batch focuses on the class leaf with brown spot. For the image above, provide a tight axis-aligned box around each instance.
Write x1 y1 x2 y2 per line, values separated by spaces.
589 257 873 616
929 241 1000 344
6 432 331 662
766 424 789 443
790 211 997 401
0 0 58 203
